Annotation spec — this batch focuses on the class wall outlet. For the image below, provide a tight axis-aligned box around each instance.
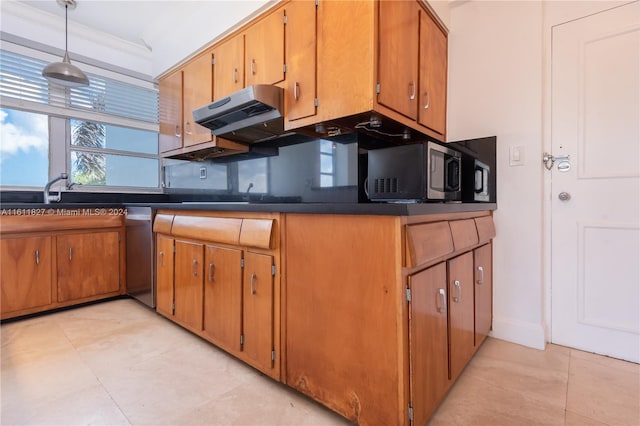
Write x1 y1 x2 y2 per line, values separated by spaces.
199 167 207 179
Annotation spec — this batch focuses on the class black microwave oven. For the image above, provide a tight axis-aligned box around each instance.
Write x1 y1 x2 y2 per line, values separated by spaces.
367 142 462 202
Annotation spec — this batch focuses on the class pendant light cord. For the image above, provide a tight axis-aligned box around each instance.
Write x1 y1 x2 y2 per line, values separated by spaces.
65 5 68 53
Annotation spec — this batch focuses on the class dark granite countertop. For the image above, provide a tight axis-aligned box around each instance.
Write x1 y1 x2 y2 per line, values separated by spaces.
0 201 495 217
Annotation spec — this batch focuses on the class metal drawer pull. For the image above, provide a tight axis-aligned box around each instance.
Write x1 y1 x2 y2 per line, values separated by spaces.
175 125 180 137
233 68 238 83
185 122 191 135
409 81 416 100
192 259 198 277
250 273 257 295
208 263 215 282
423 91 430 110
477 266 484 285
453 280 461 303
159 251 164 267
294 81 300 101
251 59 256 75
35 250 40 265
437 288 446 313
68 247 73 261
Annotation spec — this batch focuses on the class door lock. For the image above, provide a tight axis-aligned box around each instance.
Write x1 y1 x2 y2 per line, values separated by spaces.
543 152 571 171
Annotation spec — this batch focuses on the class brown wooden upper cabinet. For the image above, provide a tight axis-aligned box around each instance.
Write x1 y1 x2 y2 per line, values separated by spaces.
377 1 447 138
182 53 214 147
158 53 214 152
213 35 244 101
286 0 448 142
244 9 285 87
158 70 183 153
284 0 317 123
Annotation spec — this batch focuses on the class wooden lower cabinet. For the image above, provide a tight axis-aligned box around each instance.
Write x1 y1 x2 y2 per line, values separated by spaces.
242 251 275 374
0 236 53 315
447 251 476 381
0 214 125 320
474 243 493 346
285 212 494 425
203 244 243 352
56 231 121 303
153 212 280 380
408 263 450 425
156 235 175 318
174 240 204 332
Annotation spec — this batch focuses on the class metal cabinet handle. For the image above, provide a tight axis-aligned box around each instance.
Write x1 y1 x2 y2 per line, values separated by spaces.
423 91 430 110
453 280 461 303
233 68 238 83
159 251 164 267
293 81 300 101
35 249 40 265
192 259 198 277
68 247 73 261
175 125 180 137
437 288 446 313
185 122 191 135
250 273 257 295
477 266 484 285
409 81 416 100
208 263 215 282
250 59 256 75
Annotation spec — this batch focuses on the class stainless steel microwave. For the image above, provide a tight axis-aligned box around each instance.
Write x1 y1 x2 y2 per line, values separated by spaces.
367 142 462 202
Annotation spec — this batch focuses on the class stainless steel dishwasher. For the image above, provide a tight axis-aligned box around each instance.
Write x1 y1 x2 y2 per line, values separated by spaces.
125 206 155 308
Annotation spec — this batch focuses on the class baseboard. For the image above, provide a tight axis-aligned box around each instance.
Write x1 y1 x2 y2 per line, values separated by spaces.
490 316 546 350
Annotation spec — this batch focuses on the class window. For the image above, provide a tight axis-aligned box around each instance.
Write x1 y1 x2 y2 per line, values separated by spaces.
319 139 335 187
70 120 159 187
0 108 49 187
0 48 159 191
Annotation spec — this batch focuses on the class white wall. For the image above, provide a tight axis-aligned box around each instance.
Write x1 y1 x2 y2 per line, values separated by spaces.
447 1 546 349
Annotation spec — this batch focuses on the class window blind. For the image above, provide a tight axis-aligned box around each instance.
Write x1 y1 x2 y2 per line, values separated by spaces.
0 50 158 125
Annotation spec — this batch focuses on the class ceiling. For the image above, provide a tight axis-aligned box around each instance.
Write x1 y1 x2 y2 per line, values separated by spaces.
18 1 250 51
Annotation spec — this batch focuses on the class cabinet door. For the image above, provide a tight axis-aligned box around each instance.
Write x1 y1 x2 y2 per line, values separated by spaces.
57 231 120 303
183 53 214 147
285 0 317 122
377 0 419 120
242 251 274 372
418 10 447 136
245 9 285 87
159 70 183 153
1 236 52 315
409 262 450 426
174 240 204 331
213 35 244 101
156 235 174 318
448 251 475 381
474 243 493 346
204 245 242 352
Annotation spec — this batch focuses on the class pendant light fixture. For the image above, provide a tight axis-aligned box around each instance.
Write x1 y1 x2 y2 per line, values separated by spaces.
42 0 89 87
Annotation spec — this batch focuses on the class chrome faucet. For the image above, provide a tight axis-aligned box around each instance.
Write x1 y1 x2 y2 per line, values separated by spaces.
43 173 68 204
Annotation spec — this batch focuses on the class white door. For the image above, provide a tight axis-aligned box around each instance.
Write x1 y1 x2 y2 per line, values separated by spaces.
551 1 640 363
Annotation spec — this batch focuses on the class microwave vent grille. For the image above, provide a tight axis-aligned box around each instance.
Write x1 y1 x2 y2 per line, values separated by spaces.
373 177 399 194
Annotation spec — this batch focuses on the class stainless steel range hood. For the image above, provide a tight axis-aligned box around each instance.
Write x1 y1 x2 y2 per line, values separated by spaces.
193 85 286 144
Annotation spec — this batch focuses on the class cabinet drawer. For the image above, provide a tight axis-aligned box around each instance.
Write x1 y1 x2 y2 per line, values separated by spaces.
153 214 174 234
475 216 496 244
171 216 242 246
449 219 479 252
406 221 454 267
240 219 274 249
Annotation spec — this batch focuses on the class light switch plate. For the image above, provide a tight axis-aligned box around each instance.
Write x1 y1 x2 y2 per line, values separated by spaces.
509 145 524 166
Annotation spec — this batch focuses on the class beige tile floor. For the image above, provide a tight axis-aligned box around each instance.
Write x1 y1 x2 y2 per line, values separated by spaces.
1 299 638 426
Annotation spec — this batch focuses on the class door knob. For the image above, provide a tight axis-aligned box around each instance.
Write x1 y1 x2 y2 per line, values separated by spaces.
558 192 571 201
